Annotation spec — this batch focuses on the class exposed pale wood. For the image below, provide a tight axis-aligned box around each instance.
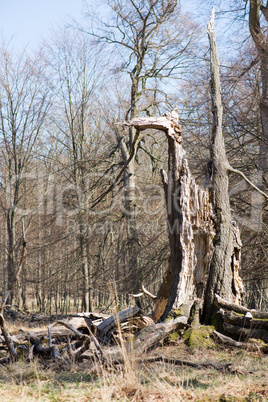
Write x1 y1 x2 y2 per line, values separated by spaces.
70 312 109 320
48 320 88 342
97 306 140 335
141 285 157 300
215 294 268 319
130 285 157 301
129 314 155 329
95 316 188 362
120 113 182 144
133 316 188 355
0 314 17 360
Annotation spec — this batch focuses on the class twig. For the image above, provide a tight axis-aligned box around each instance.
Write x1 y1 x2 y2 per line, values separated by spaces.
90 129 140 209
227 164 268 199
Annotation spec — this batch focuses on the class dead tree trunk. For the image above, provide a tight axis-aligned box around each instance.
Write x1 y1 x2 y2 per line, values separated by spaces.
202 10 244 323
121 10 267 325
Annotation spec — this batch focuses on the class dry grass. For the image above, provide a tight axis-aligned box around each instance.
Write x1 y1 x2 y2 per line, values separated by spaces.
0 343 267 401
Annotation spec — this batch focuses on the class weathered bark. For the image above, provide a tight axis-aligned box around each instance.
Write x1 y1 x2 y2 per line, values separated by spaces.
223 322 268 344
0 314 17 360
213 330 268 352
122 114 217 321
217 308 268 329
249 0 268 310
249 0 268 183
119 12 268 325
88 316 188 362
202 10 245 323
97 306 140 336
214 294 268 319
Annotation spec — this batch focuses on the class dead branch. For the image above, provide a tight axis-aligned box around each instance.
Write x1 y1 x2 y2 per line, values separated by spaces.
214 294 268 319
120 112 182 144
217 308 268 330
213 330 268 353
0 314 17 360
97 316 188 363
140 356 233 372
90 128 140 209
97 306 140 336
223 322 268 344
226 164 268 199
130 285 157 301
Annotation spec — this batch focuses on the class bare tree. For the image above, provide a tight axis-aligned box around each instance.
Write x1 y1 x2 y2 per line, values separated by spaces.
0 46 51 303
83 0 199 293
45 28 107 311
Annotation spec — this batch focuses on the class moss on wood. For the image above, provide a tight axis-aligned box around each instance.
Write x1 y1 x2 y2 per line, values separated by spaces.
183 325 215 349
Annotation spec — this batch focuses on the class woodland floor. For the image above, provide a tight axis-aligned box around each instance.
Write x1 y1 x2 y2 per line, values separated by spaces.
0 315 267 401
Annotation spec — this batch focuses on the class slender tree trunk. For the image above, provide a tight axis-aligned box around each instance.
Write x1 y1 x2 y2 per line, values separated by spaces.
7 211 15 304
249 0 268 310
117 124 140 295
79 218 91 312
202 10 244 322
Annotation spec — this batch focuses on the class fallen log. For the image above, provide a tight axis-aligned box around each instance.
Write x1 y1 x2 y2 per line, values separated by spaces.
223 322 268 344
217 308 268 330
213 330 268 353
141 356 233 372
97 306 140 336
0 313 17 360
20 330 61 360
0 307 142 350
134 316 188 355
82 316 188 362
215 294 268 319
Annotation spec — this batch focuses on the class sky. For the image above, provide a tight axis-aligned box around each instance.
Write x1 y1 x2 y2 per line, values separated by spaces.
0 0 86 51
0 0 245 60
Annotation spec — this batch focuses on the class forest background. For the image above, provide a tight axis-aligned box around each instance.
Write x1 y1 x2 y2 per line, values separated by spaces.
0 0 267 315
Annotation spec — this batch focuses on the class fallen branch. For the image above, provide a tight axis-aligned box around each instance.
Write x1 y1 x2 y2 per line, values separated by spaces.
214 294 268 319
223 322 268 344
90 316 188 363
20 329 61 360
140 356 233 372
213 330 268 353
217 308 268 330
97 306 140 336
0 314 17 360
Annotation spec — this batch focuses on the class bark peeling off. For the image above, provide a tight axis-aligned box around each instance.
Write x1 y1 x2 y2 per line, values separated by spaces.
171 158 215 310
231 223 244 305
121 97 244 323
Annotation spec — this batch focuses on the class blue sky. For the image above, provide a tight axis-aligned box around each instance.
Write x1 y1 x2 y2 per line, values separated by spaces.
0 0 85 50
